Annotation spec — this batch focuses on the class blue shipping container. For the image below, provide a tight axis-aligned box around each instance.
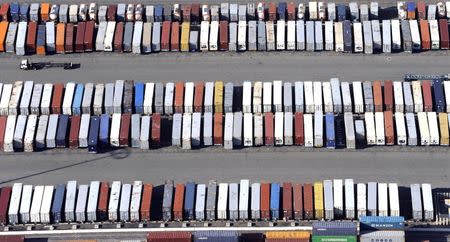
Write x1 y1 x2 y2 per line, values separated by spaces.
184 182 196 220
359 216 405 231
270 183 280 220
134 82 144 114
343 20 352 52
337 4 347 21
407 2 416 12
278 2 287 20
88 116 100 153
37 24 46 46
433 80 446 112
99 114 110 147
72 84 84 115
51 184 66 223
19 3 29 21
193 231 239 242
155 5 163 22
313 221 358 236
325 113 335 148
56 115 69 147
10 3 20 22
335 115 346 148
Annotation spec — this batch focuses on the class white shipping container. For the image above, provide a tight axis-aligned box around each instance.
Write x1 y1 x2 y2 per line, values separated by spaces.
172 113 182 147
324 21 334 51
274 112 284 146
30 83 43 115
143 82 155 115
239 179 249 219
322 82 333 113
191 112 201 147
104 21 116 52
224 113 233 149
93 84 104 115
209 21 219 51
393 82 404 113
0 84 12 116
429 20 440 49
388 183 400 216
184 82 194 114
40 83 53 115
203 112 213 146
8 183 22 224
204 82 214 113
344 179 355 219
132 21 143 54
277 20 286 50
353 82 364 114
4 115 16 152
284 112 293 145
254 114 263 146
294 82 304 113
78 114 90 148
273 80 283 112
182 113 192 150
75 185 88 222
113 80 124 114
30 186 44 223
64 181 77 222
243 113 253 147
195 184 206 220
333 179 343 218
13 114 27 150
238 21 247 51
409 20 421 51
304 114 313 147
15 22 27 56
110 113 121 147
296 20 305 50
341 82 352 112
391 20 402 51
19 81 33 115
375 112 385 145
263 82 272 113
86 181 100 222
365 112 376 145
377 183 388 216
45 114 58 148
140 116 151 149
324 180 334 220
314 21 323 51
382 20 392 53
412 81 424 113
367 182 377 216
130 181 143 222
62 82 76 115
217 183 228 220
119 184 131 222
427 112 439 145
335 22 344 52
314 111 323 147
411 184 423 220
253 82 263 113
422 183 434 221
19 185 32 223
95 21 107 51
406 113 418 146
24 114 37 152
357 183 366 218
251 183 261 219
313 82 323 112
395 112 407 145
9 81 23 115
228 183 239 220
164 82 174 115
200 21 209 51
353 22 363 53
40 185 54 224
287 20 296 50
283 82 293 112
418 112 430 146
266 21 275 51
242 81 252 113
444 81 450 113
108 181 121 221
81 83 94 114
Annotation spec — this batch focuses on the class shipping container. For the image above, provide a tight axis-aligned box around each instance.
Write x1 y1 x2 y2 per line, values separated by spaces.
44 114 58 148
13 115 27 150
68 115 81 148
301 183 313 220
344 113 355 149
95 21 107 49
323 180 334 220
377 183 388 216
367 182 377 216
34 115 48 150
139 183 153 221
410 183 423 220
107 181 121 221
357 183 366 218
404 113 417 146
129 181 142 222
119 113 131 147
401 20 412 52
294 112 304 146
23 114 37 152
314 21 323 51
342 20 353 52
314 182 324 220
183 182 196 220
51 184 65 223
7 183 21 224
395 112 407 145
428 112 440 145
103 21 116 52
390 20 401 52
433 80 446 112
119 183 131 221
384 111 395 145
18 185 32 224
304 113 313 147
296 20 305 51
5 22 18 53
227 183 238 220
254 114 263 146
40 185 54 224
30 186 44 223
77 114 90 148
260 183 270 220
249 183 261 220
71 83 84 115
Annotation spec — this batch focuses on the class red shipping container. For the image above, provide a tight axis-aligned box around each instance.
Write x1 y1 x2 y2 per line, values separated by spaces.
140 183 153 221
75 21 86 53
268 3 277 21
161 21 171 51
373 80 383 112
26 22 38 54
114 22 124 52
171 21 180 51
173 183 185 221
303 183 314 220
174 82 184 113
147 232 192 242
219 21 228 51
384 111 394 145
68 115 81 148
294 112 304 145
65 23 74 53
51 83 64 114
293 183 303 220
282 182 293 220
419 20 431 50
260 183 270 220
119 113 131 146
151 113 161 147
422 80 433 112
84 21 95 52
287 2 296 20
0 187 11 224
0 235 24 242
439 19 449 50
107 4 117 21
182 5 191 22
214 113 223 145
194 82 205 112
0 3 9 21
383 80 394 112
417 1 426 19
97 182 109 221
0 117 6 151
264 113 274 146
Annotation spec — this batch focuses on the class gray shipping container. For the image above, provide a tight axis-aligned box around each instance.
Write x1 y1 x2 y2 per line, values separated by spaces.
30 84 43 115
206 180 217 220
46 114 58 148
367 182 377 216
401 20 412 52
230 4 238 22
203 112 213 146
382 20 392 53
330 78 342 113
189 30 199 52
35 115 48 149
29 3 39 22
172 113 182 147
93 84 104 115
248 21 257 51
284 112 293 145
5 22 18 53
229 183 239 220
104 83 114 115
139 115 151 149
238 5 247 22
98 6 107 22
306 21 315 51
251 183 260 220
341 82 353 112
363 21 373 54
113 80 124 114
360 231 405 242
13 115 27 150
233 111 243 147
257 21 266 51
295 82 304 113
164 82 174 115
360 4 369 21
204 82 214 113
195 184 206 220
123 22 134 52
154 82 164 114
406 113 418 146
81 83 94 114
324 180 334 220
224 83 234 113
363 81 374 112
284 82 293 112
344 113 356 149
411 184 423 220
229 22 237 51
296 20 305 50
355 120 366 148
131 114 140 148
132 21 143 54
371 20 382 52
314 21 323 51
59 4 69 23
403 82 414 113
162 181 174 221
151 22 161 52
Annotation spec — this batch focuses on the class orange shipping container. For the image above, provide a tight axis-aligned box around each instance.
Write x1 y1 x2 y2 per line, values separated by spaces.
40 3 50 22
56 23 65 53
213 113 223 145
140 184 153 221
419 20 431 50
0 21 8 52
373 80 383 112
174 82 184 113
384 111 394 145
173 183 185 221
260 183 270 220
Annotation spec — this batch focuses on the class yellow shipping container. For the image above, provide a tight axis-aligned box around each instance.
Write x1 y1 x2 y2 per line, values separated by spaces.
314 181 324 220
265 231 311 239
214 81 224 113
180 22 190 52
439 113 449 146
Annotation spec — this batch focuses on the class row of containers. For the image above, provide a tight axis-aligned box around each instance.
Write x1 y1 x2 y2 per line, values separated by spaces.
0 79 450 117
0 179 434 224
1 17 450 55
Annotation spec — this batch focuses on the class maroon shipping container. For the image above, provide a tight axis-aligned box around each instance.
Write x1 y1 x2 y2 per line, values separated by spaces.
0 117 6 151
191 4 200 24
219 21 228 51
171 22 180 51
384 111 394 145
65 23 74 53
213 113 223 145
193 82 205 112
293 183 303 220
173 183 185 221
383 80 393 112
260 183 270 220
51 83 64 114
119 113 131 146
282 182 293 220
161 21 171 51
26 22 37 54
147 232 192 242
268 3 277 21
114 22 124 52
174 82 184 113
140 183 153 221
97 182 109 221
68 115 81 148
0 187 11 224
182 5 191 22
0 3 9 21
303 183 314 220
107 4 117 21
419 20 431 50
439 19 449 50
264 113 274 146
287 2 296 20
294 112 304 145
422 80 433 112
0 235 24 242
417 1 426 19
75 21 86 53
373 80 383 112
84 21 95 51
151 113 161 147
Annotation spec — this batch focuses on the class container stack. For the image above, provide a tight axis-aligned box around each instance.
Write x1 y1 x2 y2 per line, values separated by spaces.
312 221 357 241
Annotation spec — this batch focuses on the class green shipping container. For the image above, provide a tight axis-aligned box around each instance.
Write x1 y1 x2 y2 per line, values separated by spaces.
312 235 357 242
